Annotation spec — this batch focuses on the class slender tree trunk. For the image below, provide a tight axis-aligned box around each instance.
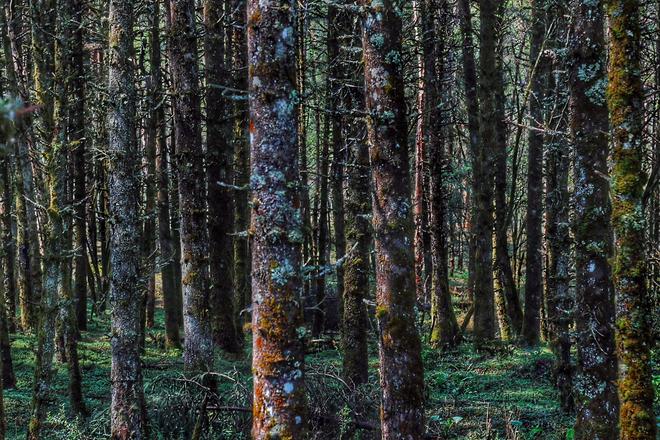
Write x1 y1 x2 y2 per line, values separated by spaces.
313 106 329 336
474 0 497 342
341 17 370 386
569 0 620 435
169 0 214 371
248 0 306 436
545 0 573 413
204 0 240 353
361 0 425 437
427 0 460 348
231 0 250 335
328 1 345 333
108 0 148 437
606 0 657 436
72 0 87 332
413 0 429 308
152 0 180 349
522 0 546 346
492 12 522 337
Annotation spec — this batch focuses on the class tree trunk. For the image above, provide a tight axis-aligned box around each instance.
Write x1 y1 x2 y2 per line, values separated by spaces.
607 0 657 436
72 0 87 332
569 0 620 435
341 14 370 386
545 0 573 413
232 0 251 336
427 0 460 348
522 0 546 346
474 0 497 342
169 0 214 371
247 0 306 436
204 0 240 353
153 0 180 349
108 0 148 437
361 0 425 437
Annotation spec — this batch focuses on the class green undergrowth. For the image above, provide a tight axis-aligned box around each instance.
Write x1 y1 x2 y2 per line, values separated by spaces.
4 301 659 439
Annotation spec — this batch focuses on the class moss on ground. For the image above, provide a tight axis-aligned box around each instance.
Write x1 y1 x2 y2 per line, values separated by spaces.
5 278 659 439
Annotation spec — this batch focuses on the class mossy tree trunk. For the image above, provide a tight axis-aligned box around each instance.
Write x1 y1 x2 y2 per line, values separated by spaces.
107 0 148 436
606 0 658 436
170 0 214 372
568 0 620 435
247 0 306 437
361 0 425 437
204 0 240 354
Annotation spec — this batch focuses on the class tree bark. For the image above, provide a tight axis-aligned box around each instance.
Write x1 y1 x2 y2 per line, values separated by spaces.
522 0 546 346
544 0 573 413
361 0 425 437
569 0 620 435
427 0 460 348
169 0 214 371
247 0 306 436
474 0 497 342
606 0 657 436
204 0 240 353
108 0 148 436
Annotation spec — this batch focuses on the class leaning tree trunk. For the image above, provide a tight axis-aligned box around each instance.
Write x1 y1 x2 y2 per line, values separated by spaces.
569 0 620 436
169 0 214 372
204 0 240 353
107 0 148 437
248 0 306 437
361 0 425 437
606 0 657 436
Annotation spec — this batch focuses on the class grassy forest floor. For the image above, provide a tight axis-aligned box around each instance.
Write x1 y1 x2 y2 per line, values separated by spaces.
5 274 660 439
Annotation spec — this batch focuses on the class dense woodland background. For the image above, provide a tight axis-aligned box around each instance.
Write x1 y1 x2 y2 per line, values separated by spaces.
0 0 658 438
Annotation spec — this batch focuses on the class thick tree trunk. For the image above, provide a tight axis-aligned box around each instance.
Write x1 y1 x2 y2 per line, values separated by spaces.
204 0 240 353
606 0 657 436
361 0 425 437
169 0 214 371
107 0 148 437
569 0 620 436
247 0 306 436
